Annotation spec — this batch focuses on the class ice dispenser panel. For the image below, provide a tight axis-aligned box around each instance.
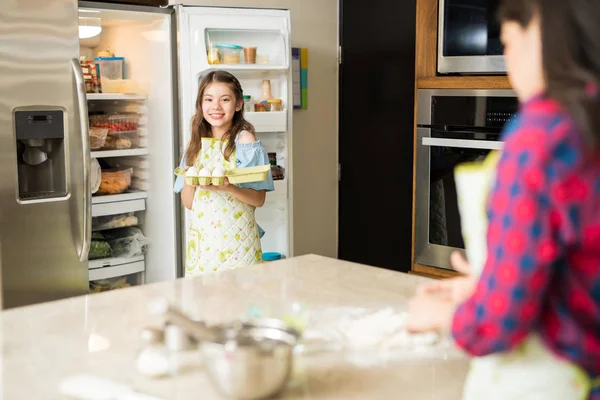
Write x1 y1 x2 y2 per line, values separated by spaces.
14 109 67 201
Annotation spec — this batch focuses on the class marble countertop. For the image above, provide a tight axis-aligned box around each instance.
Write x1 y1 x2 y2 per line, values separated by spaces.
0 255 469 399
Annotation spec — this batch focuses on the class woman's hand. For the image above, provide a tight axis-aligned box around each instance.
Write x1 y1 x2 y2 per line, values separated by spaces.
406 252 478 334
406 292 456 333
417 252 478 305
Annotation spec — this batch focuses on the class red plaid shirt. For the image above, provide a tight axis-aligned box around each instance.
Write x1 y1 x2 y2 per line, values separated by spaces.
451 95 600 390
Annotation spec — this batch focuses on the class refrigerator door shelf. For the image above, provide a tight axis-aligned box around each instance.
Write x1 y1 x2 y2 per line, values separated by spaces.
201 65 289 73
245 111 287 133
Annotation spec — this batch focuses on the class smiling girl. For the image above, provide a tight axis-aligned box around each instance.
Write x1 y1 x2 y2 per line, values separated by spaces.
174 71 273 275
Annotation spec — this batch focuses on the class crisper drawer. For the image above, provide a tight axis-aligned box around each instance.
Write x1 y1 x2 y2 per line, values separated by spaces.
88 257 145 281
91 199 145 217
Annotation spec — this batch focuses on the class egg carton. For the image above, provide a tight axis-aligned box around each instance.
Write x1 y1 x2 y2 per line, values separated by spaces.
174 165 270 185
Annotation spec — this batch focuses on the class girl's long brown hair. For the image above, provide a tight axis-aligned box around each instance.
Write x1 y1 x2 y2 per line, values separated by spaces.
498 0 600 147
185 70 255 166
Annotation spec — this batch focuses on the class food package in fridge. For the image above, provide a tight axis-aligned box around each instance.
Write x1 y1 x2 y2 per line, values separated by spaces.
92 212 139 231
102 227 149 258
101 78 142 94
97 168 133 195
102 132 138 150
91 158 101 194
89 232 112 260
89 277 130 293
89 113 139 135
89 127 109 150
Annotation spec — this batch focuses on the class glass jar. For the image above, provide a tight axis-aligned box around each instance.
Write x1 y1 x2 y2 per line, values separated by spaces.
243 95 253 113
254 103 267 112
267 98 283 112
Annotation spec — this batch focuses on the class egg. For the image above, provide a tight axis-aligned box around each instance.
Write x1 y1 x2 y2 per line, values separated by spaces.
212 166 226 177
199 167 211 177
186 167 198 176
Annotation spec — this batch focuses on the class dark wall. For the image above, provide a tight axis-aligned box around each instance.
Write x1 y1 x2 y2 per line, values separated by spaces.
338 0 416 272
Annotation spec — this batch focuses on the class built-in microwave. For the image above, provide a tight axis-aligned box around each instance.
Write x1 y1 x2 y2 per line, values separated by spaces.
438 0 506 74
414 89 518 270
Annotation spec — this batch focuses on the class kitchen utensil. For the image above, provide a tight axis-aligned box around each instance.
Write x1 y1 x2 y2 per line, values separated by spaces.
22 146 48 166
149 299 222 343
202 318 299 400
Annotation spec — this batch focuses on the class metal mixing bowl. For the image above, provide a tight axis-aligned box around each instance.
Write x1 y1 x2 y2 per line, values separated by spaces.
202 319 299 400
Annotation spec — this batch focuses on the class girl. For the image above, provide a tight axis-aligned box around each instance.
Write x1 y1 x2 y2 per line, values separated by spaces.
407 0 600 398
174 70 274 275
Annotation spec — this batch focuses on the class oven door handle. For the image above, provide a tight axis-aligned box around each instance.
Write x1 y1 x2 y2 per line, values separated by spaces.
422 137 504 151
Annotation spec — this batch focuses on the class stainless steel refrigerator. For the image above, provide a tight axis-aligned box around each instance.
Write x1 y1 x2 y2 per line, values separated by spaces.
0 0 90 309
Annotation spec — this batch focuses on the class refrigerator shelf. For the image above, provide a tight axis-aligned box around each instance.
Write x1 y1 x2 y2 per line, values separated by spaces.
89 255 144 270
92 191 148 204
245 111 287 133
89 259 145 281
91 148 149 158
92 198 145 217
204 65 288 73
86 93 147 101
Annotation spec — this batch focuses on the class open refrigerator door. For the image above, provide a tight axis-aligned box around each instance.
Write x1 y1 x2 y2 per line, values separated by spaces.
79 3 180 290
176 6 293 261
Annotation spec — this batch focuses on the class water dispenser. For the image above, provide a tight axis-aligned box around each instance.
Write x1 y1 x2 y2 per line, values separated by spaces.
14 109 67 201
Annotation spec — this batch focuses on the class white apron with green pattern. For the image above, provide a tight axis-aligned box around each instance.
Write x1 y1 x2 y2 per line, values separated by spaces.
455 151 599 400
186 137 262 275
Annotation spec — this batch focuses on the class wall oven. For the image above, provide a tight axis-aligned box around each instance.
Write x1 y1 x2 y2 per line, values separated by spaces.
438 0 505 74
415 89 517 270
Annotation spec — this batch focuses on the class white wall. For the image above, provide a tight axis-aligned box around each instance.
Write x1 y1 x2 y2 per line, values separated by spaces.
170 0 339 258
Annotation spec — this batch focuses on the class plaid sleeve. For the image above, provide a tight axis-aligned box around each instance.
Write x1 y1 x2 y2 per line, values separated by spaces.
451 125 561 356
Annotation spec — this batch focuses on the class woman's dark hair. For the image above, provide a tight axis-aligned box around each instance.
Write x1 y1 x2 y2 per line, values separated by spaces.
186 70 255 166
498 0 600 147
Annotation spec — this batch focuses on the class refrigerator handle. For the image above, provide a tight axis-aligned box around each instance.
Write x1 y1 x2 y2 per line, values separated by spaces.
71 58 91 262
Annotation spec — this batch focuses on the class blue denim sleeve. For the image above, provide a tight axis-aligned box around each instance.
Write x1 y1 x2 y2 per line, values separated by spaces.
235 142 275 192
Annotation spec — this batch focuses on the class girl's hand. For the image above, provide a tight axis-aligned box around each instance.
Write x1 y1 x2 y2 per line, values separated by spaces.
199 177 233 192
417 252 478 305
406 291 456 333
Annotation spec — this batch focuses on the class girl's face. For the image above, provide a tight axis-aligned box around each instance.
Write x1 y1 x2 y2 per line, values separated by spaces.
501 15 545 102
201 82 242 129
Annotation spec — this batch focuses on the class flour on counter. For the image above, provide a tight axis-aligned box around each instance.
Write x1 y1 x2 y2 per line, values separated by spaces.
301 307 441 351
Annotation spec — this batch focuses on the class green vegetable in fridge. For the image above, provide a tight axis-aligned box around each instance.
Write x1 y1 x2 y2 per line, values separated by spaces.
89 239 112 260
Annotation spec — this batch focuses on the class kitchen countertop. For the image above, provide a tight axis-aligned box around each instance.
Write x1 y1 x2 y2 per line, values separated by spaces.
0 254 469 399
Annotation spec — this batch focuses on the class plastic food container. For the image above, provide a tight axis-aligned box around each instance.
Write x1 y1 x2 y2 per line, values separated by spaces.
102 131 138 150
101 78 141 94
262 252 282 262
215 44 242 64
90 113 139 134
89 127 109 150
89 277 130 293
98 168 133 195
94 57 124 80
92 212 139 231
